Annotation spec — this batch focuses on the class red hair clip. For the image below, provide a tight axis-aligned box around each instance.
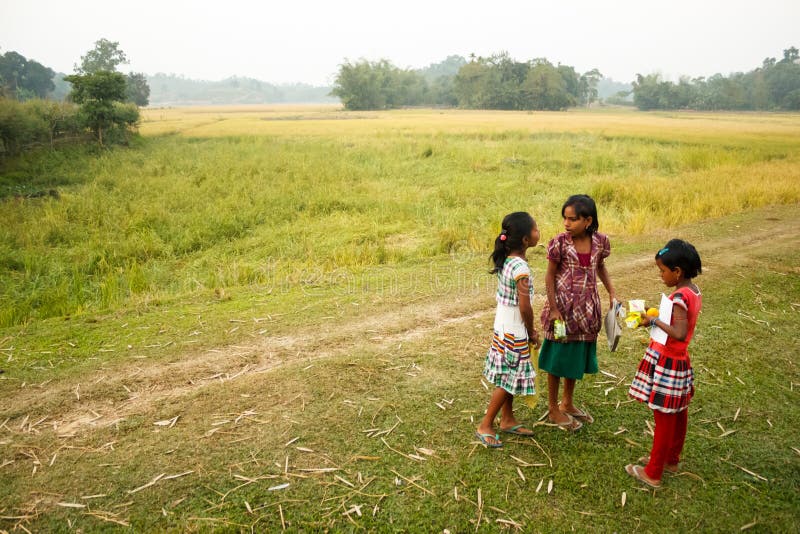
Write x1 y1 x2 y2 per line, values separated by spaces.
499 234 507 241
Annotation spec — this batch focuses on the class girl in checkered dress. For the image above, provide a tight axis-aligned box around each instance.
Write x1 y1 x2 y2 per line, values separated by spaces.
626 240 702 488
475 212 541 448
539 195 617 431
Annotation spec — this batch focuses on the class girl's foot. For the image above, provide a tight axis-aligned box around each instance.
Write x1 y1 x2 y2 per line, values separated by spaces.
499 417 534 436
500 424 534 436
546 410 582 432
637 456 679 473
559 402 594 424
475 427 502 448
625 464 662 488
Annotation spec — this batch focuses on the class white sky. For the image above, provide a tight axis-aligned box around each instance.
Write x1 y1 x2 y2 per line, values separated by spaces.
2 0 798 85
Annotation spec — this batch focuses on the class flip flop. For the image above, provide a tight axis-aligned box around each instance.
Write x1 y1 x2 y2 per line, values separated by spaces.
475 431 503 448
625 464 662 488
638 456 679 474
500 424 534 437
547 414 583 432
559 404 594 424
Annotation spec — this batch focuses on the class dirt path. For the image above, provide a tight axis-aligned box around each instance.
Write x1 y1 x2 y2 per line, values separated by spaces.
3 206 798 437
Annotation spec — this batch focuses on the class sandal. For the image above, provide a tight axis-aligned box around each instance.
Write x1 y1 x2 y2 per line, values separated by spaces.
559 403 594 424
475 431 503 448
625 464 662 488
500 424 534 437
547 413 583 432
638 456 679 474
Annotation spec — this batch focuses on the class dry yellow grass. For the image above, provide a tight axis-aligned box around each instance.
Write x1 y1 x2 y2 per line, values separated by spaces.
140 106 800 143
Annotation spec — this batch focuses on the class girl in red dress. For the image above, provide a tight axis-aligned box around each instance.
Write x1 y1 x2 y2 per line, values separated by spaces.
626 239 703 488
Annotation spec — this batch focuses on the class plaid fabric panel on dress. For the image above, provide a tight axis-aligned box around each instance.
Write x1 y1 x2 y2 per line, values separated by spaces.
496 256 534 306
540 232 611 342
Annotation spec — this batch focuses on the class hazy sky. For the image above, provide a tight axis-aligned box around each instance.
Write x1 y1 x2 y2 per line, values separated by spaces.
2 0 798 85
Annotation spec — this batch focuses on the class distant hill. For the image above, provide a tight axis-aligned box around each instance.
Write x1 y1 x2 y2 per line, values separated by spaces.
597 77 632 101
147 73 338 106
416 55 467 81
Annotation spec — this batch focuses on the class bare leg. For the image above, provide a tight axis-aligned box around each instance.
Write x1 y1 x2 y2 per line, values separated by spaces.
561 378 577 412
547 374 571 424
477 388 509 445
499 395 533 435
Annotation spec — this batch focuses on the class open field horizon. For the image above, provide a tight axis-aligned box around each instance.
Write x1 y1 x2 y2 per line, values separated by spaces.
1 108 799 531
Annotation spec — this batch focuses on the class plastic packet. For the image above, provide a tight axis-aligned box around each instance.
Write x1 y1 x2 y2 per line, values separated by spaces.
553 319 566 339
625 299 646 329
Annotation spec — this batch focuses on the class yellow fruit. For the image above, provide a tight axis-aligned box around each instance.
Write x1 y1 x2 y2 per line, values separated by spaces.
646 307 659 317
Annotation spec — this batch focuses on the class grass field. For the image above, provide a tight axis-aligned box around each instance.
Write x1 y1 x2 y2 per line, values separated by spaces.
1 107 799 532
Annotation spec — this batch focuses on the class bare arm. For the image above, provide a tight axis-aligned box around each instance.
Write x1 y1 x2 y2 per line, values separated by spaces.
545 260 563 324
597 261 617 307
517 276 539 349
642 304 689 341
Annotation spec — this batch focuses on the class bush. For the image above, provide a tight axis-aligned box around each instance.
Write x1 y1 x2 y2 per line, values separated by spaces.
0 98 85 157
0 98 47 156
24 99 82 145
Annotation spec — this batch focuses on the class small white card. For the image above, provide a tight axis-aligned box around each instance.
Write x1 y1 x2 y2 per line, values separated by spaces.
650 294 672 345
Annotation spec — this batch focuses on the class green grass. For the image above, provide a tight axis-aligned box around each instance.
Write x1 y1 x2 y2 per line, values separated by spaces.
2 111 800 327
0 218 797 531
1 109 799 531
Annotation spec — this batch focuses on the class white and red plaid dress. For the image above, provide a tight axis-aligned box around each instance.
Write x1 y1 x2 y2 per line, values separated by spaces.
629 287 702 413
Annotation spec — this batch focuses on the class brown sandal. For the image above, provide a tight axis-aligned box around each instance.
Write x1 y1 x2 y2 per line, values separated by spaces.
559 403 594 424
638 456 679 473
547 413 583 432
625 464 662 488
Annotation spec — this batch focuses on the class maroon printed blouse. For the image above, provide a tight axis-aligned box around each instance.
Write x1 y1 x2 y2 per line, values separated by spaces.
541 232 611 342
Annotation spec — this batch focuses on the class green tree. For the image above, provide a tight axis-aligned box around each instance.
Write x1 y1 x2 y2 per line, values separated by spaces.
331 60 388 110
781 46 799 64
487 52 529 110
453 58 493 108
747 71 770 110
64 70 133 144
557 64 581 103
331 59 427 110
427 75 458 107
0 51 27 96
76 39 150 108
765 49 800 109
632 73 671 110
0 52 55 100
0 51 55 100
578 69 603 106
76 38 129 74
21 60 55 99
524 60 573 110
125 72 150 106
783 88 800 110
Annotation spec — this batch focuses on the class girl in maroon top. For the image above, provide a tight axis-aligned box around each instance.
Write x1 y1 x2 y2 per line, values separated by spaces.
626 239 703 488
539 195 617 431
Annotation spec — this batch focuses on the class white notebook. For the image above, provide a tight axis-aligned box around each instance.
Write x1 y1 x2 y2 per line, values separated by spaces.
650 294 673 345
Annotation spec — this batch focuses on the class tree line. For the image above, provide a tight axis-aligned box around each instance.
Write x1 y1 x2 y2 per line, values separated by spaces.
632 47 800 111
331 53 602 111
0 39 147 156
333 48 800 112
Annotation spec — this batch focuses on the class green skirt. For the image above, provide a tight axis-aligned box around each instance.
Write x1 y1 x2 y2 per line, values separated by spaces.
538 339 598 380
